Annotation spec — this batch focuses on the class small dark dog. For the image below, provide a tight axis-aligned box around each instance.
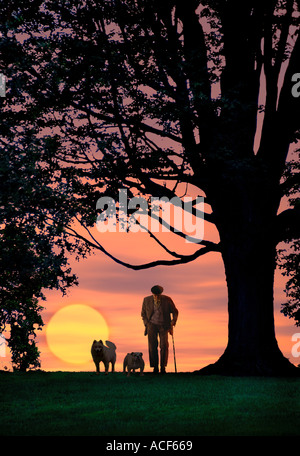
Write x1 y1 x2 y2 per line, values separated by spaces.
91 340 116 375
123 352 145 376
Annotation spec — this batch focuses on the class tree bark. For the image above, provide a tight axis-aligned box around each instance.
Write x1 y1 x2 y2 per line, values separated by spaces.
195 179 299 376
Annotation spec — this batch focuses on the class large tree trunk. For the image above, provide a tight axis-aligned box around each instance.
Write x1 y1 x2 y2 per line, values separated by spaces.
195 178 299 376
200 239 295 375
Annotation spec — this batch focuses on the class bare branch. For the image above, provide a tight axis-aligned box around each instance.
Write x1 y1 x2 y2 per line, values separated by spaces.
275 206 300 243
135 216 218 254
65 218 220 270
258 26 300 178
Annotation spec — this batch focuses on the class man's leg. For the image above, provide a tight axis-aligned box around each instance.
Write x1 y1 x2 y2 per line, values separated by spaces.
147 323 159 373
159 327 169 373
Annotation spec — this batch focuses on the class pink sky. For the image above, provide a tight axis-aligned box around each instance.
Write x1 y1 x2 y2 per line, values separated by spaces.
30 227 300 373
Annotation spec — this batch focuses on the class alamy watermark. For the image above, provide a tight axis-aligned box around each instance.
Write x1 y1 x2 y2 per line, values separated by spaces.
0 334 6 358
96 189 204 243
291 73 300 98
291 333 300 358
0 74 6 98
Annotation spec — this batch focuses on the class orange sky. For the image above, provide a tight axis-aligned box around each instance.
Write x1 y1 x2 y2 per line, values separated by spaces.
0 205 298 373
13 223 298 373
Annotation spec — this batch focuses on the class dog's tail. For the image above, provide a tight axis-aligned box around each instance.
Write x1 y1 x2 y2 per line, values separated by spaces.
105 340 116 351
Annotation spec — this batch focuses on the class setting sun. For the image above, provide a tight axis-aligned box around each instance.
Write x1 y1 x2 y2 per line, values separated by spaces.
46 304 110 364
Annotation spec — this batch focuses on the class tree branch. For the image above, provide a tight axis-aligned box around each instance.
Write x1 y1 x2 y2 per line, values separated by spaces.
275 206 300 243
65 219 220 270
219 2 266 156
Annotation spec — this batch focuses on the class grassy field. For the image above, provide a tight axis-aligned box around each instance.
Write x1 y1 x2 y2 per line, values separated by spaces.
0 370 300 436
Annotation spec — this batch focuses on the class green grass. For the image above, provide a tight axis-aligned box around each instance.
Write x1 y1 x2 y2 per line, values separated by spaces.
0 371 299 436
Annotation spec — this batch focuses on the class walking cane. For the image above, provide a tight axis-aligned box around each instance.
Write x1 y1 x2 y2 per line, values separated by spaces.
171 329 177 374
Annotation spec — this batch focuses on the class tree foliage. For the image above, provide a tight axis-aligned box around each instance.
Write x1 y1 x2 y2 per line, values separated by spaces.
279 149 300 326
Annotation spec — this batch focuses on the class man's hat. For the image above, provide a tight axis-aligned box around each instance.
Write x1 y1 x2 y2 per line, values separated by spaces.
151 285 164 295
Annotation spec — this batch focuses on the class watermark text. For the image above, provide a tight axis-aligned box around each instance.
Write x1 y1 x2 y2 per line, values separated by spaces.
291 333 300 358
0 74 6 97
0 334 6 358
291 73 300 98
96 189 204 243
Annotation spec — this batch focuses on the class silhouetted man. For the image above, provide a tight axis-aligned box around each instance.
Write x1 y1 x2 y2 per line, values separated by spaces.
141 285 178 374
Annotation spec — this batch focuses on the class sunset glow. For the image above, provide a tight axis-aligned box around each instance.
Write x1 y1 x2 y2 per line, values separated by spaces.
46 304 110 365
19 230 298 374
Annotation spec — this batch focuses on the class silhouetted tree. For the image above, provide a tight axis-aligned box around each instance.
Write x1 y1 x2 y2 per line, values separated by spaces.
280 241 300 326
1 0 300 374
279 153 300 327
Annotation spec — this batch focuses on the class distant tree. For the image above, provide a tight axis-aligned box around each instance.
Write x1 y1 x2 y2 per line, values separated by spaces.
1 0 300 375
